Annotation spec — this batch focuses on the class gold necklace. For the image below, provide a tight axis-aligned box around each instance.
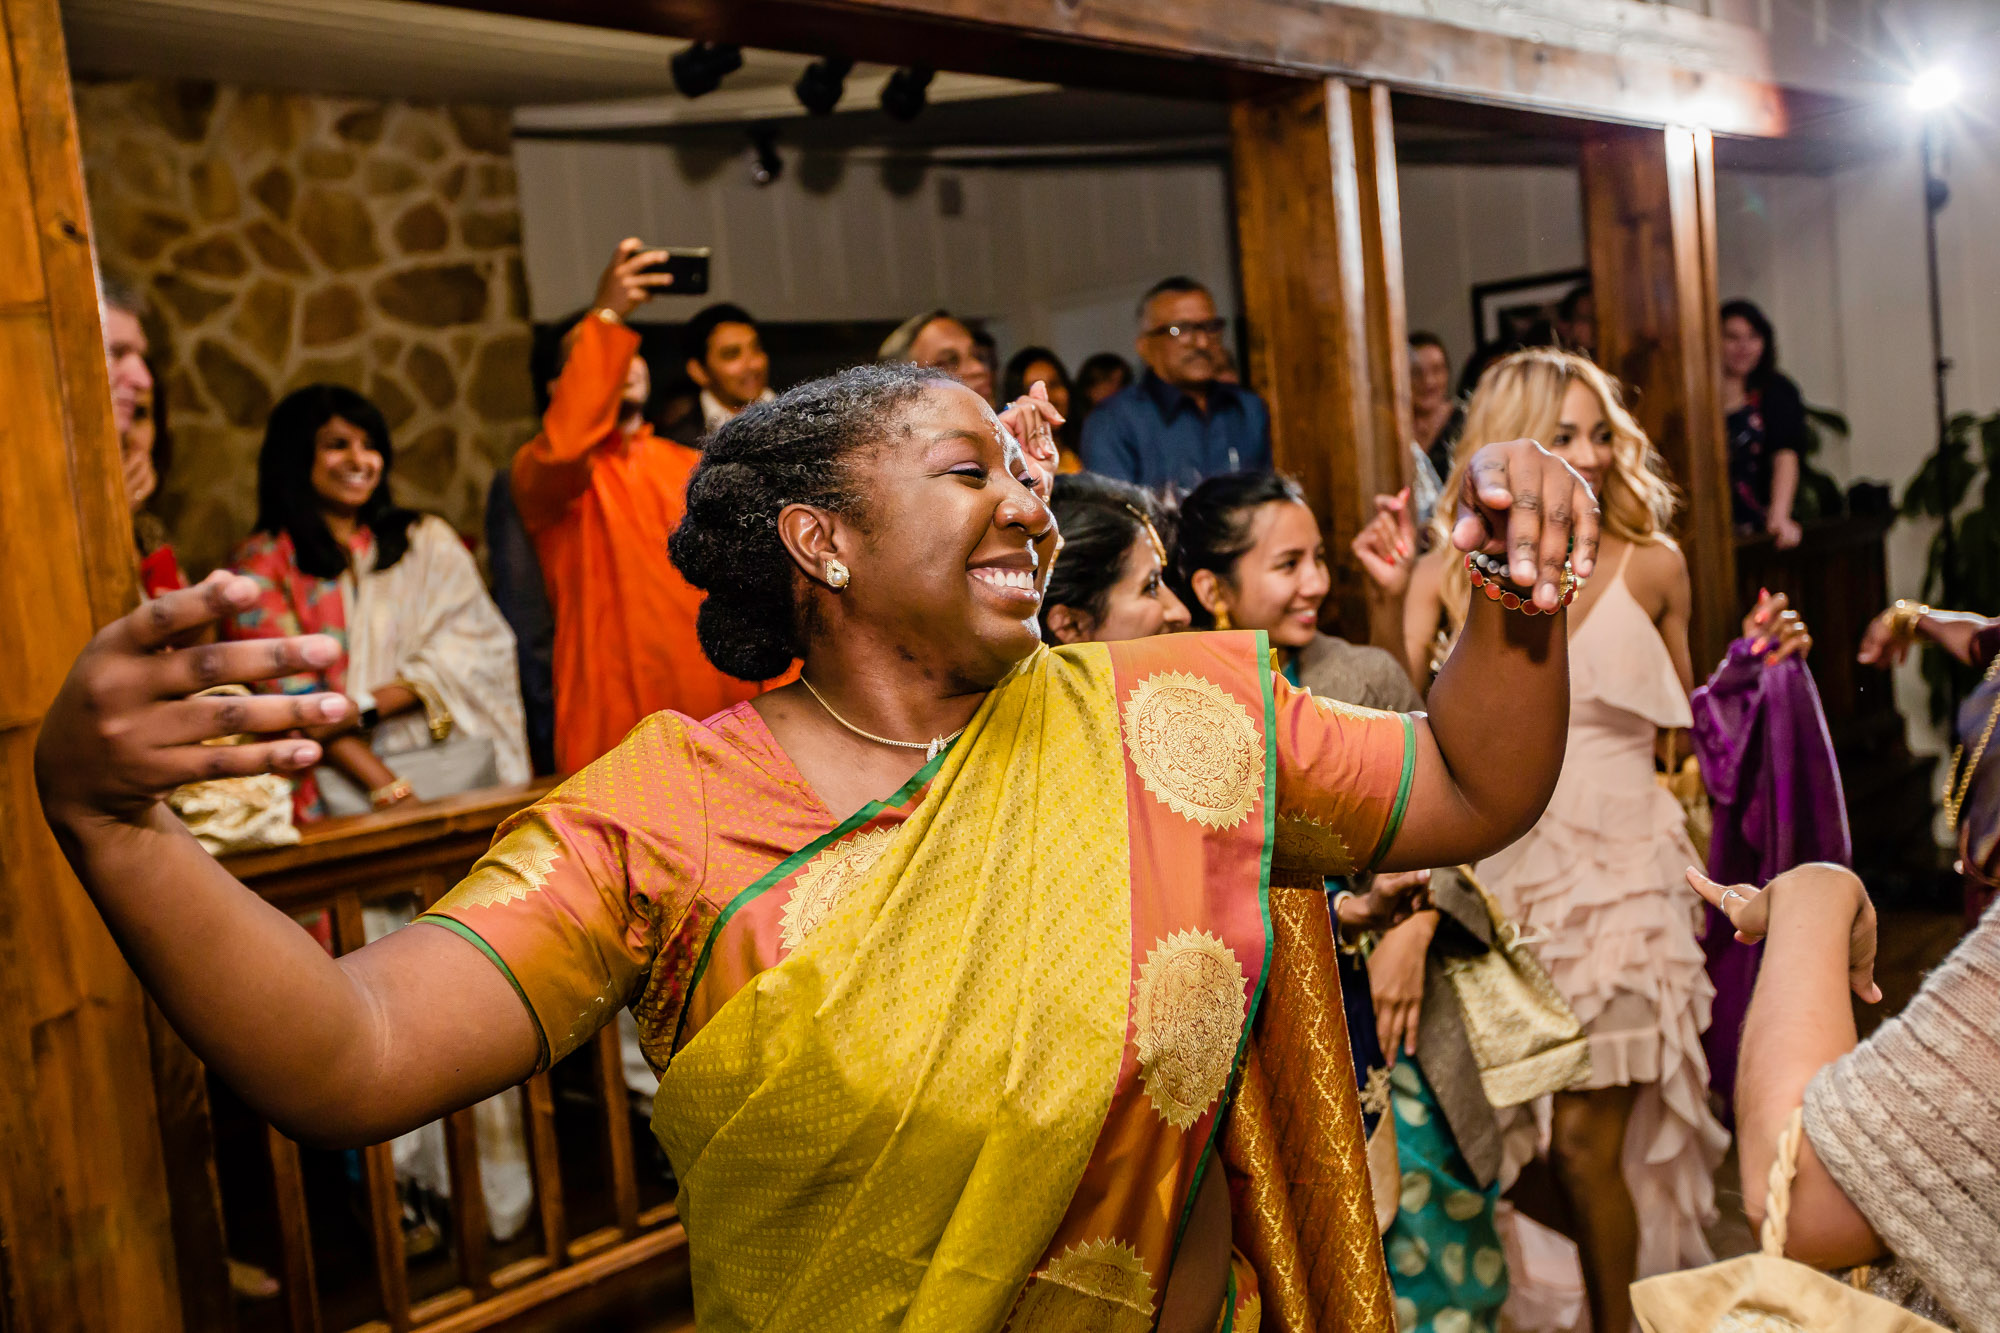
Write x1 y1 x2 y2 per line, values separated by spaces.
1944 654 2000 830
799 676 964 761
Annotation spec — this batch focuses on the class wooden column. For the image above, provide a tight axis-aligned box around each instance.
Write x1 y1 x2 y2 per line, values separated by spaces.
0 0 184 1328
1232 79 1409 636
1583 124 1735 672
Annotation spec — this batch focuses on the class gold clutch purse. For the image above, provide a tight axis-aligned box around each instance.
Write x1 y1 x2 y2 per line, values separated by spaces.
1441 869 1592 1108
1631 1110 1948 1332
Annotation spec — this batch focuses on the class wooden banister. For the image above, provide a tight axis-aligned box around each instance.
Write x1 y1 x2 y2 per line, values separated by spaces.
188 778 681 1332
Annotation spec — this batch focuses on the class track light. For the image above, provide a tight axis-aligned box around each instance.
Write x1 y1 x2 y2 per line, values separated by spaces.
794 56 853 116
880 66 934 122
670 42 743 99
749 126 782 187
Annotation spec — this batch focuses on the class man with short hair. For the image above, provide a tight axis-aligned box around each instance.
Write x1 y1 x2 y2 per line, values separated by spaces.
511 239 767 773
665 302 773 445
877 309 994 406
1079 276 1269 490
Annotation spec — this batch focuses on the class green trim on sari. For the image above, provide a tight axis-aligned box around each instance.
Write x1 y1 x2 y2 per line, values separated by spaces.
417 913 551 1071
1172 631 1281 1257
1365 712 1419 871
682 740 955 1005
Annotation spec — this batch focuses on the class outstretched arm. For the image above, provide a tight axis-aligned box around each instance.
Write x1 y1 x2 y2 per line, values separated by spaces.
35 576 539 1146
1377 439 1598 871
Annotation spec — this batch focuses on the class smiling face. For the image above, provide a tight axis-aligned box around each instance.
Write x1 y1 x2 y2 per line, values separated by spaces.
309 415 385 516
1546 379 1615 500
103 306 153 437
1721 314 1765 381
692 320 770 410
799 382 1054 691
1202 500 1330 649
1410 343 1450 415
1091 532 1190 641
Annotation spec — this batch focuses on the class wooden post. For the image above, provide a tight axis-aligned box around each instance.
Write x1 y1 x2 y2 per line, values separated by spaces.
1583 124 1735 671
1232 79 1409 638
0 0 183 1329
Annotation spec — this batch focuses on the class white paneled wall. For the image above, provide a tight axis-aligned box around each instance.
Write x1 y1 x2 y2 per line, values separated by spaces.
1398 164 1588 378
513 138 1237 371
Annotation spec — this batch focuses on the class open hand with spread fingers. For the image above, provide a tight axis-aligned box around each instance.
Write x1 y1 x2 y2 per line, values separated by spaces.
1451 438 1601 609
35 571 353 826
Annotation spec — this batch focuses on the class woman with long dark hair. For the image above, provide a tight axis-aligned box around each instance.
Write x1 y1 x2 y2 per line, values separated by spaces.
39 363 1597 1333
225 383 528 820
1002 346 1082 474
1037 472 1188 643
1721 298 1809 548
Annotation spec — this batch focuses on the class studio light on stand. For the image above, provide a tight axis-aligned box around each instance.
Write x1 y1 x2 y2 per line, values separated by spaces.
795 56 853 116
881 66 934 122
1911 63 1963 605
671 42 743 99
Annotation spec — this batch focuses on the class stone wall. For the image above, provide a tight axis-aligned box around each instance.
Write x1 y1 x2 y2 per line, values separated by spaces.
77 79 537 576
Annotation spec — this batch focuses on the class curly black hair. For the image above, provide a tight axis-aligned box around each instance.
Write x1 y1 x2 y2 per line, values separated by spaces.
1039 473 1172 640
1169 470 1310 629
669 361 958 680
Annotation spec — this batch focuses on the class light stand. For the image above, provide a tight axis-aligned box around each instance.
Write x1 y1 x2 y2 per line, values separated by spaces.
1920 113 1956 607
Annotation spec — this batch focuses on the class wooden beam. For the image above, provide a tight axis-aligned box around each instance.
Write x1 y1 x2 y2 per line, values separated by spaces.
0 0 183 1326
1583 124 1736 673
1231 78 1408 640
438 0 1786 137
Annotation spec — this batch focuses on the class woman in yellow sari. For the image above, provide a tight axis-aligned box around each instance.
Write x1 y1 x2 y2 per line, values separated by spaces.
36 364 1598 1333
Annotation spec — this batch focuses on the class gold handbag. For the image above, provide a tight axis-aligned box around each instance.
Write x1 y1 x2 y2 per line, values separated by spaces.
1631 1109 1949 1332
1440 869 1592 1108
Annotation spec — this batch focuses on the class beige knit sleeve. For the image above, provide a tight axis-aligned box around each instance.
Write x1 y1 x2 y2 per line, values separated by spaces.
1801 906 2000 1333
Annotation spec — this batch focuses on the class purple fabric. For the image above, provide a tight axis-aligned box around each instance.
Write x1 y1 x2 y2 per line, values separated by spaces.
1688 639 1851 1112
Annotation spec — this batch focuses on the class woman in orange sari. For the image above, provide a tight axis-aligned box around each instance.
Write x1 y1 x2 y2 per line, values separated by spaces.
37 364 1597 1333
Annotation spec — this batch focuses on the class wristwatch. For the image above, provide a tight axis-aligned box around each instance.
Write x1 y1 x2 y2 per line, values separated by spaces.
358 705 381 732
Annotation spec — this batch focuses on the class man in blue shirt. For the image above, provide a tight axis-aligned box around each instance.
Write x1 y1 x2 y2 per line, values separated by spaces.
1079 276 1271 490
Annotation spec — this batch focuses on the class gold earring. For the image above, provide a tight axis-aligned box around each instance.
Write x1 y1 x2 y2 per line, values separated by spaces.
1213 606 1233 630
825 558 850 590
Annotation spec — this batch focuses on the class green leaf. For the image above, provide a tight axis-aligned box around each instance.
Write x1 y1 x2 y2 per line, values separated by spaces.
1805 405 1851 436
1902 442 1977 517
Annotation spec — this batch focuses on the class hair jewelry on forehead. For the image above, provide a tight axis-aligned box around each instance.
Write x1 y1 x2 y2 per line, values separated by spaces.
1124 504 1166 566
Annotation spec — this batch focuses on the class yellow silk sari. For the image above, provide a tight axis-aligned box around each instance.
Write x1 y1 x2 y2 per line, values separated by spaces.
421 631 1408 1331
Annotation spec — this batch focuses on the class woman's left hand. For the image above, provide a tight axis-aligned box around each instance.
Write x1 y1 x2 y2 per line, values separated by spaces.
1742 589 1812 666
1687 866 1880 1002
998 381 1064 501
1451 438 1601 608
1369 910 1438 1062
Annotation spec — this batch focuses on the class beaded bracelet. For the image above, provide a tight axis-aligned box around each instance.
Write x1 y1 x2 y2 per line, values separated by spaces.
1465 550 1579 616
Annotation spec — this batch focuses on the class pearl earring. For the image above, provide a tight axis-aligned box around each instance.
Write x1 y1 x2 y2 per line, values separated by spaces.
825 558 850 590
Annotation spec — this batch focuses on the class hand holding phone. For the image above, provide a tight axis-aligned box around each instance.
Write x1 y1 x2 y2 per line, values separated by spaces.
594 238 707 318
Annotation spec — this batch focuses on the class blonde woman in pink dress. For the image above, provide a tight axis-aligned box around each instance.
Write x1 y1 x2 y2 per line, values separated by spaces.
1373 348 1728 1333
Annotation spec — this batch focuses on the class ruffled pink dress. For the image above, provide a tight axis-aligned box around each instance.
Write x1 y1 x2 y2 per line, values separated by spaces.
1474 546 1729 1277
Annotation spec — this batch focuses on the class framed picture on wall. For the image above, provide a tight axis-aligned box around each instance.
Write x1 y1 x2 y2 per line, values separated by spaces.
1469 268 1589 353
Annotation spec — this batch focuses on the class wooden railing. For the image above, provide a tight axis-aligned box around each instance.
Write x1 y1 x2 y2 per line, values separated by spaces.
158 782 687 1333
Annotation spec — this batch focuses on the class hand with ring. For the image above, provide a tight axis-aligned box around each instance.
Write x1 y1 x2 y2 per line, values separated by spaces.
1687 866 1880 1003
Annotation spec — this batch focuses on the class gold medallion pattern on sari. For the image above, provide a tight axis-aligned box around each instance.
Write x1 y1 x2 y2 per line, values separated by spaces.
1133 930 1246 1129
440 818 563 911
1122 671 1261 829
1009 1238 1156 1333
1272 813 1357 878
780 824 897 952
